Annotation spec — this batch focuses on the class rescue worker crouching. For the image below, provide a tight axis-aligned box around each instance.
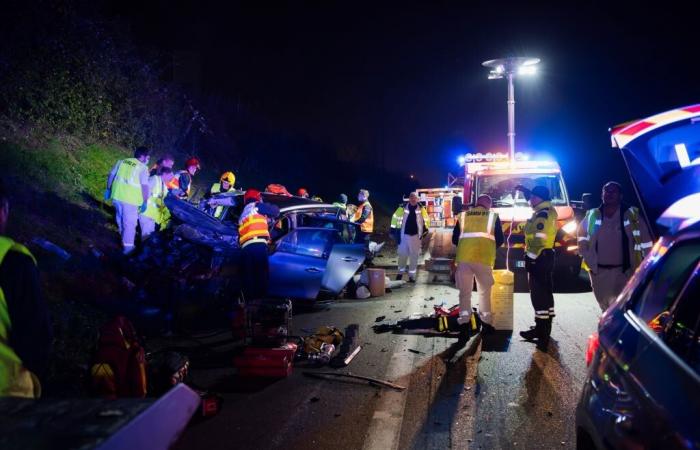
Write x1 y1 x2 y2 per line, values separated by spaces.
577 181 653 312
0 179 52 398
239 189 280 301
392 192 430 282
139 166 175 239
517 185 557 351
351 189 374 246
105 146 151 254
452 194 504 342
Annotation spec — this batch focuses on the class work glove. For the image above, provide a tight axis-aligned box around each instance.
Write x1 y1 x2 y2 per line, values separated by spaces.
138 203 147 214
103 189 111 201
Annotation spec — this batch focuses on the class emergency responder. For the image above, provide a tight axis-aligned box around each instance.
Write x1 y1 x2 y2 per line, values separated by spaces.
139 167 175 239
332 194 348 219
149 153 175 177
167 157 200 199
297 188 310 198
517 185 558 351
577 181 653 311
0 179 52 397
105 146 150 254
391 192 430 282
207 171 236 218
452 194 504 340
239 189 280 301
352 189 374 245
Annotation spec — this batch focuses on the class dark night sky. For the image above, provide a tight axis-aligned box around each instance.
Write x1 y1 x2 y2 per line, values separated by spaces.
105 1 699 200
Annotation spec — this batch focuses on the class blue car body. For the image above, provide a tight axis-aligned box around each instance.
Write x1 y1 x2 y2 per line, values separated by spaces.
576 105 700 449
165 193 366 300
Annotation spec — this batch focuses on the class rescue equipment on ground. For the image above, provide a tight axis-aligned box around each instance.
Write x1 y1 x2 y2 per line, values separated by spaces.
90 316 147 399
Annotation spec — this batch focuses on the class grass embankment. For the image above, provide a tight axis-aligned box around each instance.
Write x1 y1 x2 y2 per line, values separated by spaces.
1 138 135 395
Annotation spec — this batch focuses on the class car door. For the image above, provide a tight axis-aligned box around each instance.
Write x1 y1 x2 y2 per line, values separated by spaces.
268 228 333 300
322 243 365 294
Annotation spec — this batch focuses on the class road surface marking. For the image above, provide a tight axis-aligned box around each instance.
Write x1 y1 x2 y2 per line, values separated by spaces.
362 274 427 450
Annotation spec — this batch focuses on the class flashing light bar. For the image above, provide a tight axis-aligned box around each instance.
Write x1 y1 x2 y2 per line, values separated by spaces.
459 152 531 165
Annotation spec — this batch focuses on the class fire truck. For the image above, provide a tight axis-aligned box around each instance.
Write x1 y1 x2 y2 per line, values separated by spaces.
447 152 582 276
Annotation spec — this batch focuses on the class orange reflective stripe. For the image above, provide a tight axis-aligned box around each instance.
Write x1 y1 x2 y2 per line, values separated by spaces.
239 215 270 245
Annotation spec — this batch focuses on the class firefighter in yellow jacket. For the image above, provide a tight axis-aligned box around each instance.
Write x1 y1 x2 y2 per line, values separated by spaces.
517 185 558 351
391 192 430 282
452 195 504 341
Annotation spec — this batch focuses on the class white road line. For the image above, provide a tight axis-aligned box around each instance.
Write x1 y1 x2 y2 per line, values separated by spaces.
362 274 428 450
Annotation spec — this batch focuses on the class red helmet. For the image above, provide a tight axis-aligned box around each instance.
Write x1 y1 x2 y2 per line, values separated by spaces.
244 188 262 203
297 188 309 197
185 157 201 169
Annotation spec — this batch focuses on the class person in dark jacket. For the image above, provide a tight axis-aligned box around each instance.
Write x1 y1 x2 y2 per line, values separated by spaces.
0 179 52 397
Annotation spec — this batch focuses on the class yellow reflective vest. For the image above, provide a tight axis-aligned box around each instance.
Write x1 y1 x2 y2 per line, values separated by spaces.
142 175 168 224
523 201 558 259
110 158 147 206
0 236 41 398
391 204 430 236
455 207 499 266
578 206 652 271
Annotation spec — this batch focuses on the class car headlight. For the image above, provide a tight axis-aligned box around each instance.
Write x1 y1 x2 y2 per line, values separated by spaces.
561 220 577 235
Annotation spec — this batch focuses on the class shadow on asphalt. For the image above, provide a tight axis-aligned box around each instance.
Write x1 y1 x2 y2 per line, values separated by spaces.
481 331 513 352
407 337 480 449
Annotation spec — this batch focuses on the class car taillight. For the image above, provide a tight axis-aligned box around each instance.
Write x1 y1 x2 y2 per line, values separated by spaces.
585 332 599 366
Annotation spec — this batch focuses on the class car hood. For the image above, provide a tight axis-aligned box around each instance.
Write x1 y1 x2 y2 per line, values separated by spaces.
611 105 700 236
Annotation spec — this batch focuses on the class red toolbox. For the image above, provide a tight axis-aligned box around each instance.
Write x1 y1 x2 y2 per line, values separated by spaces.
234 343 298 378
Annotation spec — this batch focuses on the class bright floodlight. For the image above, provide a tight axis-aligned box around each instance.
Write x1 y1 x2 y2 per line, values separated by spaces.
482 57 541 161
457 155 466 166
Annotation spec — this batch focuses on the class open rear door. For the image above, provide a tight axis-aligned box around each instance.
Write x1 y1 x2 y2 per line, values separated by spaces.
611 105 700 236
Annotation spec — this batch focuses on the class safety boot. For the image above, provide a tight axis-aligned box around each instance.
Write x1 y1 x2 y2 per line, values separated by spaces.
536 318 550 352
395 273 403 281
457 323 470 345
519 325 538 341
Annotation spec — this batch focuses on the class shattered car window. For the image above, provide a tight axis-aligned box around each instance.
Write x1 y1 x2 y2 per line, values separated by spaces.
275 229 337 259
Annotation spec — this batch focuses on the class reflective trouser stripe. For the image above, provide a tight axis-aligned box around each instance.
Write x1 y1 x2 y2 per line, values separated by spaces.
460 232 495 240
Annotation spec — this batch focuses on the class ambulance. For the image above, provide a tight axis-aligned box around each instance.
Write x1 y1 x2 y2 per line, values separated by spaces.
459 152 582 276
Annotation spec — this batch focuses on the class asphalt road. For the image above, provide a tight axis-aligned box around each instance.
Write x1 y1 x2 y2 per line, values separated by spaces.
174 257 599 450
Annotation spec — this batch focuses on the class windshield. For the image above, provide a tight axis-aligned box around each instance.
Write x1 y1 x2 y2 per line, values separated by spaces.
476 173 568 207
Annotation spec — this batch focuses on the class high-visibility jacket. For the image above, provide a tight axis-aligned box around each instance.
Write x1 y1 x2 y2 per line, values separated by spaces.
166 170 192 197
353 201 374 233
391 204 430 236
455 207 498 266
0 237 40 398
578 206 652 272
524 201 558 260
210 182 234 218
142 175 168 224
238 202 271 248
110 158 147 206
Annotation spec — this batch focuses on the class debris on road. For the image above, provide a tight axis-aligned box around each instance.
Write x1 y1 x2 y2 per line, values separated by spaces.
303 372 406 391
375 316 386 322
330 324 360 368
